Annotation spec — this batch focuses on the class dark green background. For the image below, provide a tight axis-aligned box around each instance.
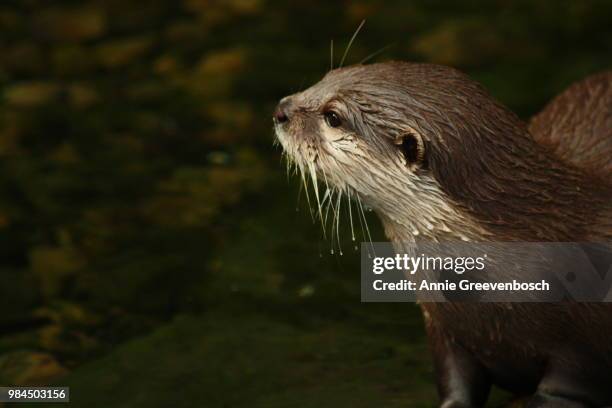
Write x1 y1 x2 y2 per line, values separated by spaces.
0 1 611 406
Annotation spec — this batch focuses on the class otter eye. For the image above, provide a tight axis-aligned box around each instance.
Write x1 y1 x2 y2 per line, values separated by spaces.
324 111 342 128
396 131 426 169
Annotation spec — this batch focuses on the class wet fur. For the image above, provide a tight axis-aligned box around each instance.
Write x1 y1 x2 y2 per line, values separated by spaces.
529 71 612 177
275 62 612 407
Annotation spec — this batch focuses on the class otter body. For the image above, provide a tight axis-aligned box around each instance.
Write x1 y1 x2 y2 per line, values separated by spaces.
529 71 612 176
275 62 612 407
424 303 612 406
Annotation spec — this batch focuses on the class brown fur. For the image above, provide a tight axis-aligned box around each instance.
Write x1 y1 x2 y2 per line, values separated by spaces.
275 61 612 407
529 71 612 177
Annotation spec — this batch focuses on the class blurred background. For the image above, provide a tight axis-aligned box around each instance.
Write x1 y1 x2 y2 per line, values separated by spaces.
0 1 611 406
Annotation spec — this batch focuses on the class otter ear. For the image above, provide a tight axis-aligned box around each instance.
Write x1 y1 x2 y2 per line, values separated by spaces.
395 131 427 170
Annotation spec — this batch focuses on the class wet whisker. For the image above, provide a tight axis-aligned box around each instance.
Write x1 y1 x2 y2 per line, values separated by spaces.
340 19 366 68
330 39 334 71
358 43 395 65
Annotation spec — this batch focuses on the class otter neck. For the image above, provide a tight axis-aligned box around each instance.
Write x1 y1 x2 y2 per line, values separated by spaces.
348 162 490 243
439 135 610 242
408 132 609 242
359 131 609 243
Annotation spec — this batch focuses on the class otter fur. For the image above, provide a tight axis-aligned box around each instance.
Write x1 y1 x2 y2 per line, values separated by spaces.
274 62 612 407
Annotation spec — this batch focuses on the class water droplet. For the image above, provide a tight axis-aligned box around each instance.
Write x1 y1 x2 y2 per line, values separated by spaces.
354 245 358 251
340 251 344 256
330 249 334 254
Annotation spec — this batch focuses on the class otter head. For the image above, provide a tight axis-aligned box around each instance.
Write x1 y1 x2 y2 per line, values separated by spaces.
274 62 588 242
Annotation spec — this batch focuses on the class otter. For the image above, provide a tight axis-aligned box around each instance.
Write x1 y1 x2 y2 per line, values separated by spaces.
274 62 612 407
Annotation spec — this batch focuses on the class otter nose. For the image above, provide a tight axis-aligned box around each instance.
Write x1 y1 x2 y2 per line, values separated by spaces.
273 98 292 124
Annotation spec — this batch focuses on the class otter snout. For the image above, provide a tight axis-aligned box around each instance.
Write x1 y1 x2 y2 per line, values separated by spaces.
273 97 294 124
